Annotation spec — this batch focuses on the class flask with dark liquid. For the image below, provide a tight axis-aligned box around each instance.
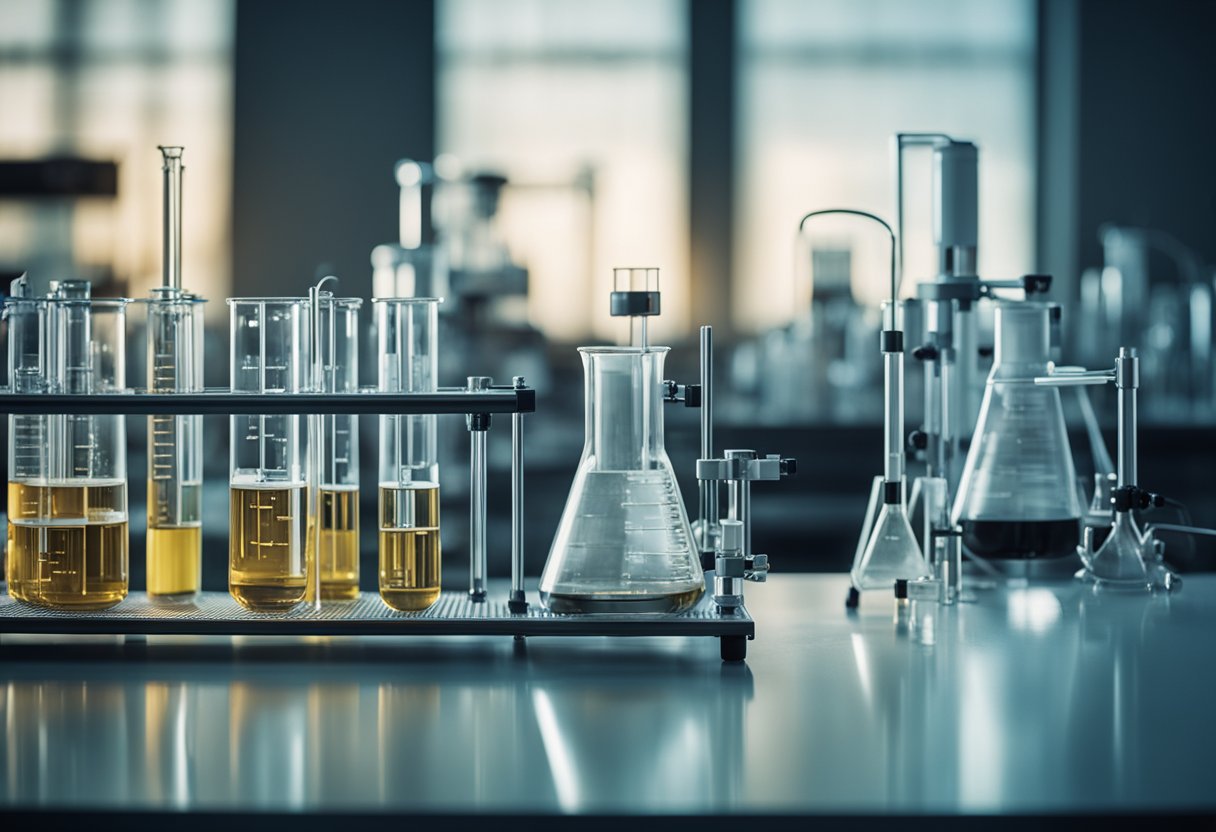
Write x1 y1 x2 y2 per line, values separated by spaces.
952 303 1082 559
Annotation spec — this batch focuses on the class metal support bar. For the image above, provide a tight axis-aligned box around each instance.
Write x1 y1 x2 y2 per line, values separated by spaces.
0 389 537 416
1116 347 1138 489
698 325 719 554
509 376 528 613
466 376 492 602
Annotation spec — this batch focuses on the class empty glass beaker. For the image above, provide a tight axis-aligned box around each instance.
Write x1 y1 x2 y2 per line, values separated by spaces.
228 298 311 610
953 302 1082 558
539 346 704 613
146 289 205 600
309 296 362 600
375 298 442 611
5 280 130 609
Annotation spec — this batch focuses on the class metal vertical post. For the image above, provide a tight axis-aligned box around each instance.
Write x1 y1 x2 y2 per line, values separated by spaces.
509 376 528 612
1116 347 1138 489
698 326 719 553
467 376 492 601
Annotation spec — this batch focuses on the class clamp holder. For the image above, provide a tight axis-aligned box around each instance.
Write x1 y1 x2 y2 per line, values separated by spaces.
662 380 702 407
698 450 795 610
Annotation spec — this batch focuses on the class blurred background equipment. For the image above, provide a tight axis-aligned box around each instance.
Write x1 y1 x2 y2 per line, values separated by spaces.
0 0 1213 580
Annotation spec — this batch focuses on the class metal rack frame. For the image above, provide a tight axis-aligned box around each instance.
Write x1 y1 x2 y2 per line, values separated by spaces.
0 385 755 661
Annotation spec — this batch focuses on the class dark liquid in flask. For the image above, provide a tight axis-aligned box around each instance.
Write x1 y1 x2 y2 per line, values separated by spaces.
961 518 1080 559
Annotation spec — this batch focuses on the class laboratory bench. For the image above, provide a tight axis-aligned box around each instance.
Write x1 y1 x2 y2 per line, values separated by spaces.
1 573 1214 824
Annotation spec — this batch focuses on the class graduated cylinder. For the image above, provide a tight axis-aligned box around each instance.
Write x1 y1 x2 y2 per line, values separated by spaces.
5 280 130 609
375 298 442 611
146 290 205 599
309 296 362 600
227 298 311 610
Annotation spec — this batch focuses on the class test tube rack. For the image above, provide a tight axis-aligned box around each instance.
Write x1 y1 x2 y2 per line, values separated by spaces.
0 385 755 662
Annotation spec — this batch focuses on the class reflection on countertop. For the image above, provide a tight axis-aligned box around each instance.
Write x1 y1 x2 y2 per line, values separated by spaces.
1 574 1214 815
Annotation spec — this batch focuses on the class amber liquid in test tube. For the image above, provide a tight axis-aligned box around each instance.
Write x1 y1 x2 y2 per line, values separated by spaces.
227 298 311 610
5 280 130 609
374 297 442 611
305 296 363 601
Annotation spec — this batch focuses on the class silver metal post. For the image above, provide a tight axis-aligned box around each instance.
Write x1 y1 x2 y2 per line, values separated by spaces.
698 326 718 551
510 376 527 611
1116 348 1138 488
724 450 755 561
741 481 751 561
467 376 492 601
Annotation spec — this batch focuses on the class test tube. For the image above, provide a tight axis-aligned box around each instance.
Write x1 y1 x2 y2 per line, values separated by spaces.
374 298 442 611
146 291 204 599
227 298 311 611
5 279 130 609
309 295 362 600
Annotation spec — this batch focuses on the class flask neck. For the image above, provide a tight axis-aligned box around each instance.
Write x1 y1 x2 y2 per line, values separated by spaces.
993 303 1050 375
581 348 668 470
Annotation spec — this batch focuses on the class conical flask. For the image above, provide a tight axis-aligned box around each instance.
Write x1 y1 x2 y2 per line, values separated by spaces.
540 346 704 613
953 302 1083 558
851 499 930 591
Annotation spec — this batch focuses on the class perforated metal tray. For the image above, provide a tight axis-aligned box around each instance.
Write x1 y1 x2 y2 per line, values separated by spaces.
0 586 753 639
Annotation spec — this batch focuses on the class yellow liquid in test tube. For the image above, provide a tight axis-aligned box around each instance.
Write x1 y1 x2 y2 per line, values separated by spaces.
378 483 441 611
6 480 129 609
229 484 307 610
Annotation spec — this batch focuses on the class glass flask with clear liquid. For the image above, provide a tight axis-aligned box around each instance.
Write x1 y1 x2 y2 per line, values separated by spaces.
227 298 311 610
539 346 704 613
375 297 443 611
5 279 130 609
953 302 1083 558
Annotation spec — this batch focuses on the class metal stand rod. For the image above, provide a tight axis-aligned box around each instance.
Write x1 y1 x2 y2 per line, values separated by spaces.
1117 347 1138 488
471 430 487 600
466 376 492 602
698 326 719 552
509 376 527 612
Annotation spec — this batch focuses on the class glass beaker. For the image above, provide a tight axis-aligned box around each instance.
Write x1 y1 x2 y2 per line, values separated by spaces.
228 298 311 610
375 298 442 611
539 346 704 613
5 280 130 609
953 302 1083 558
146 290 205 600
309 296 362 601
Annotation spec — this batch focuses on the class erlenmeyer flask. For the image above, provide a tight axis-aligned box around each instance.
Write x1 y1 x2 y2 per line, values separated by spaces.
540 347 704 613
953 302 1082 558
851 499 930 591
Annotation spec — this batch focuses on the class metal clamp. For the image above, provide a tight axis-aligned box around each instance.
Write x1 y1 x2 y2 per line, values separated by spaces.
662 379 701 407
698 449 795 610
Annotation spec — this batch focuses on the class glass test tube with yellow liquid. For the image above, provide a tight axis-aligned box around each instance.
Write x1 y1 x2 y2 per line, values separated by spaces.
227 298 311 610
308 294 362 601
5 279 130 609
374 298 442 611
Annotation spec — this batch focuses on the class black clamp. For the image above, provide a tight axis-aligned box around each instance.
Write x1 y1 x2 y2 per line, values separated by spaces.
609 291 660 318
1021 274 1053 295
662 380 701 407
912 344 939 362
1113 486 1165 512
907 430 928 452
